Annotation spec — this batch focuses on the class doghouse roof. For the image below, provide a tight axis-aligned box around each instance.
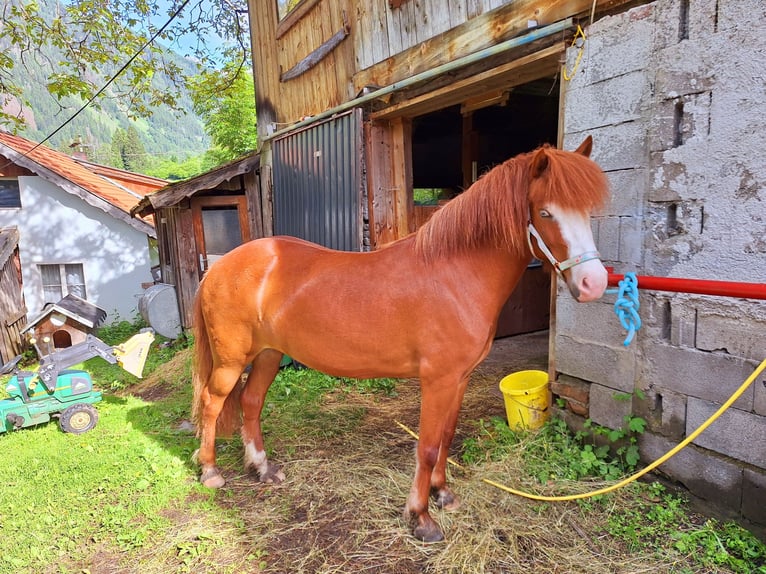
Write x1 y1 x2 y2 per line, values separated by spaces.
21 294 108 333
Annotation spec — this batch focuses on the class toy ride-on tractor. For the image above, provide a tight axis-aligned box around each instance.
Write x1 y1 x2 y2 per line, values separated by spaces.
0 329 155 434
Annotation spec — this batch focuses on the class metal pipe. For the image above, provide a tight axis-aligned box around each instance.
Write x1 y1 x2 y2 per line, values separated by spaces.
608 273 766 300
263 18 574 142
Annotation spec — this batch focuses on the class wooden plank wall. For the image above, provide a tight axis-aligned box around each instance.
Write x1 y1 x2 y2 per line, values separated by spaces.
249 0 633 132
249 0 355 131
0 229 27 363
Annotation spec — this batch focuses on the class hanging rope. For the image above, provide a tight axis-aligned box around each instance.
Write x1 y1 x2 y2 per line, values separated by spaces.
562 24 587 81
607 272 641 346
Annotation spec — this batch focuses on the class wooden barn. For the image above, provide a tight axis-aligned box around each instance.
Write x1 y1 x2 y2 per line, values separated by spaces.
244 0 766 526
245 0 598 336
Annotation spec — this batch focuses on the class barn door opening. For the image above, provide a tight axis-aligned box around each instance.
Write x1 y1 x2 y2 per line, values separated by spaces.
410 76 560 337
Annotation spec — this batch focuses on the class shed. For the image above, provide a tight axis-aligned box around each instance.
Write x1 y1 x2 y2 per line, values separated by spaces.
21 293 107 357
132 153 263 329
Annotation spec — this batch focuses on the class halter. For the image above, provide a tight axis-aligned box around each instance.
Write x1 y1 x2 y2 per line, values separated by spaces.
526 220 601 275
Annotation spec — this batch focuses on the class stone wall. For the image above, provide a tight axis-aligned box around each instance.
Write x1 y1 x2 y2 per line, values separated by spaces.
554 0 766 524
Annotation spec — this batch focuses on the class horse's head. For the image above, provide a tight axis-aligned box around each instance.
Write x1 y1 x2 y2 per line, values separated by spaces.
526 136 609 302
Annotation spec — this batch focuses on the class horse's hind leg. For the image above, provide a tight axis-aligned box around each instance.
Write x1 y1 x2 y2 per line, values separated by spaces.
241 349 285 483
198 365 244 488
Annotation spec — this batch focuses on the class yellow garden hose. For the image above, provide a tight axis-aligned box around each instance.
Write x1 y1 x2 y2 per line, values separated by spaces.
397 356 766 502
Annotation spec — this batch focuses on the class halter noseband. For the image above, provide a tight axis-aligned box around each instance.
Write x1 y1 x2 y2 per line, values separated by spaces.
526 221 601 275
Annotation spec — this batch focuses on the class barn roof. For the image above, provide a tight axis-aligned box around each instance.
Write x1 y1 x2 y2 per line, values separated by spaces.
131 152 259 217
0 131 167 238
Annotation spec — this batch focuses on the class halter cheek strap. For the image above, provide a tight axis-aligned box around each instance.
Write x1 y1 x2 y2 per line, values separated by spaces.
527 221 601 275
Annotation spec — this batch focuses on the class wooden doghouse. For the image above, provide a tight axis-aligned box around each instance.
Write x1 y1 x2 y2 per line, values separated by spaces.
21 294 107 357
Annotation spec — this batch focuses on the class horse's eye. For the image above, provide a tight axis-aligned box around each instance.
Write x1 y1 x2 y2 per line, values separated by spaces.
539 209 552 219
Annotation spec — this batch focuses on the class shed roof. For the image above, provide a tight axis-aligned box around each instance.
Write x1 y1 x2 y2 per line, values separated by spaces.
21 293 108 333
131 152 259 217
0 131 167 238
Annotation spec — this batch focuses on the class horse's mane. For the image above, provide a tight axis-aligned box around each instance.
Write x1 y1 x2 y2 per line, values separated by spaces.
414 144 609 261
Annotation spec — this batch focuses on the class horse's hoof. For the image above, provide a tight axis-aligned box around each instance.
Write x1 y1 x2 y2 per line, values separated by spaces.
433 487 461 511
200 468 225 489
413 519 445 543
259 463 285 484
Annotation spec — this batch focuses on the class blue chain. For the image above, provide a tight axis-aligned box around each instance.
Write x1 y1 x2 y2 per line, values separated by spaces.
606 272 641 346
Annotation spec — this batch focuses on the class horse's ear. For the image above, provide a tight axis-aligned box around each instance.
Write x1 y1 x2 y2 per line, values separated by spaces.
530 148 549 179
574 135 593 157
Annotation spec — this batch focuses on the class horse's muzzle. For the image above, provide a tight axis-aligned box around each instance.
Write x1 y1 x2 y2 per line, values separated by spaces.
568 259 608 302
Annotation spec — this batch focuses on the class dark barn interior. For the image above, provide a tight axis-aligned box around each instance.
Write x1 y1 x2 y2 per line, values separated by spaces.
410 78 560 337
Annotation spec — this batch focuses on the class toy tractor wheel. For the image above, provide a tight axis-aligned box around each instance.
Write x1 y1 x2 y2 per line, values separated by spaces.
59 403 99 434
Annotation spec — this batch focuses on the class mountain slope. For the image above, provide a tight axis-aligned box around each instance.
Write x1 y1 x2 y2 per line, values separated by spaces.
1 1 210 164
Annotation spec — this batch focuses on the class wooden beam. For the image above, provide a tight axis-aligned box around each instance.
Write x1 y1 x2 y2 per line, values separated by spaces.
370 43 562 120
280 16 350 82
390 117 413 237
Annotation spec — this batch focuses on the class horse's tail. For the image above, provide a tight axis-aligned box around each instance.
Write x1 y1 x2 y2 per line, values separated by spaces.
192 286 243 438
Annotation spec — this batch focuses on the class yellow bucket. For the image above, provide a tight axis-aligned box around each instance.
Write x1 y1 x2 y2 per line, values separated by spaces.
499 370 550 430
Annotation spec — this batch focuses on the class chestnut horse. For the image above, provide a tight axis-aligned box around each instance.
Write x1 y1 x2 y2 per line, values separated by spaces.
192 136 609 542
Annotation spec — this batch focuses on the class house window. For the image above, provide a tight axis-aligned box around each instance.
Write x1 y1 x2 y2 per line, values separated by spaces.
0 180 21 208
39 263 87 303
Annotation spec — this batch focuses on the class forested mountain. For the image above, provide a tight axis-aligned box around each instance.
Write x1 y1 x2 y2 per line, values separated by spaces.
1 0 210 166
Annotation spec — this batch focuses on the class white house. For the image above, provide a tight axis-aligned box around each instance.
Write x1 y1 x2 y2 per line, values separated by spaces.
0 131 166 325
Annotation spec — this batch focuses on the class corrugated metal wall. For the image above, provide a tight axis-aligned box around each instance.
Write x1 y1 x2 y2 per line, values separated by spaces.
272 109 364 251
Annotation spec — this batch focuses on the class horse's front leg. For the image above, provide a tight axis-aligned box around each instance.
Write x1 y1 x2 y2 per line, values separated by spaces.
405 377 462 542
197 366 242 488
429 377 469 511
241 349 285 484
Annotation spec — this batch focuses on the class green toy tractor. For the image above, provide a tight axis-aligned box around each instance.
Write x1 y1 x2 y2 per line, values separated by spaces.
0 329 155 434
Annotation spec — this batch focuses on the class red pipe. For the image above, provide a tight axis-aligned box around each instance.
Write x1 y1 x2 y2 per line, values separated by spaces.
608 273 766 300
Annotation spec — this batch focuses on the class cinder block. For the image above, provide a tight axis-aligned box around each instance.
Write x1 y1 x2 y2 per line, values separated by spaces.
594 216 620 262
696 311 766 362
618 215 643 267
669 300 697 348
565 71 649 133
742 469 766 525
639 431 742 508
717 0 766 35
648 155 683 202
555 294 624 344
643 344 754 409
556 335 636 393
658 389 687 440
566 4 655 86
654 44 715 99
687 397 766 468
603 168 646 217
589 383 633 430
565 122 648 172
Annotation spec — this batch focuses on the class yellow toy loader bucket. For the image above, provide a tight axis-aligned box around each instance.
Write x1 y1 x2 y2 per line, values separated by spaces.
113 329 155 378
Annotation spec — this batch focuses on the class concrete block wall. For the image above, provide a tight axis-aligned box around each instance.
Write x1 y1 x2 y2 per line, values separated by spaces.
555 0 766 526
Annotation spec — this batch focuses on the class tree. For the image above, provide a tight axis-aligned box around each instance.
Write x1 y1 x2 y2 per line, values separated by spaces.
111 126 148 172
189 61 257 163
0 0 250 130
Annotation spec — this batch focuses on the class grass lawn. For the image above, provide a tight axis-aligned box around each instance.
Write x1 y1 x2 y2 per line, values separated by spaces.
0 322 764 573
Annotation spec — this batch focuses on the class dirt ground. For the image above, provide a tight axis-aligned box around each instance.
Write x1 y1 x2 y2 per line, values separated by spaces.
197 330 688 574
